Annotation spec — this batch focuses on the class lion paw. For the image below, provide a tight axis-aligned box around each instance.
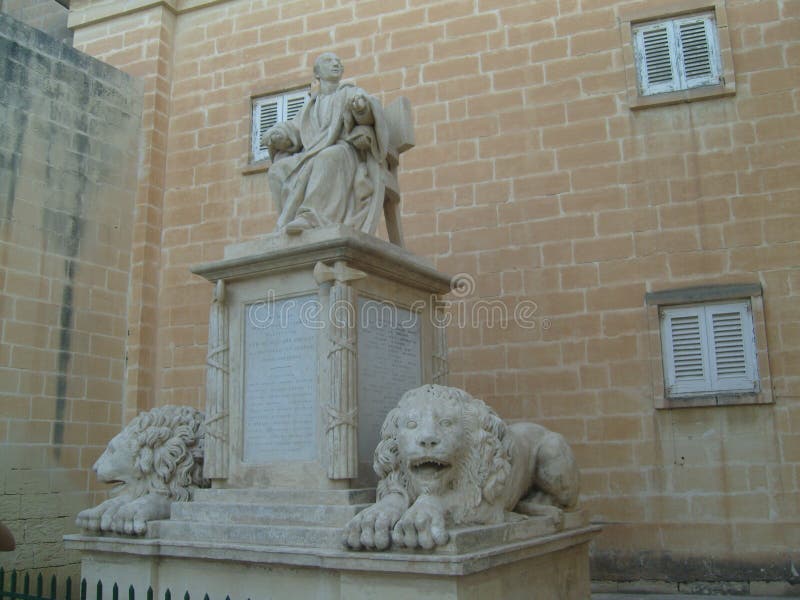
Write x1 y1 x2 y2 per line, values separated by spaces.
392 495 449 550
76 497 126 532
343 495 405 550
110 495 171 535
76 506 102 531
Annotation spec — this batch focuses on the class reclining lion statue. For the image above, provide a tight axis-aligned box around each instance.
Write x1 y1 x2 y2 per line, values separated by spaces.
76 405 209 535
344 384 580 550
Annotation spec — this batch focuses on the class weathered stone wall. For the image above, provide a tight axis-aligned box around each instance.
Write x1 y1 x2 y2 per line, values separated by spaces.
70 2 177 425
0 0 72 45
0 13 142 580
67 0 799 591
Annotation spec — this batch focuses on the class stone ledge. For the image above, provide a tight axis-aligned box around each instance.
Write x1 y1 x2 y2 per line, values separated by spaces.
169 501 371 527
67 0 227 30
191 225 452 293
156 491 587 554
644 282 762 305
65 525 601 577
193 487 376 505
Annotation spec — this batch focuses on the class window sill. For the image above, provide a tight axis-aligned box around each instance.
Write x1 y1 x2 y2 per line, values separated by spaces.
658 390 771 410
629 81 736 110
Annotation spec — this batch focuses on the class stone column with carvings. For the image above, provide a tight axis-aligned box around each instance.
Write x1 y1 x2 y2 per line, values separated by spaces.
204 279 229 480
314 260 366 480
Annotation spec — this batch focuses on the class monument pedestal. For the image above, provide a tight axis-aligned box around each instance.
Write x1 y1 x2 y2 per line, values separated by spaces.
191 225 452 489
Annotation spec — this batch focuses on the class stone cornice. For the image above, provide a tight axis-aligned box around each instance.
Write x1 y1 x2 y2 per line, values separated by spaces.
68 0 229 30
191 227 453 295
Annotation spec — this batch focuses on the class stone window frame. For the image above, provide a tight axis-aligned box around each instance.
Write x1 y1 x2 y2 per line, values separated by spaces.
645 283 774 410
619 0 736 110
244 86 310 175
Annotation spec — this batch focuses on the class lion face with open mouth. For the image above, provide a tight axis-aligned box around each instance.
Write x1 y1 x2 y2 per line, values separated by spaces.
396 395 466 496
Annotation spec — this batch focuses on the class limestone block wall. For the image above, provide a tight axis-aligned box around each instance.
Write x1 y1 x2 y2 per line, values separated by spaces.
68 0 799 588
70 2 177 424
0 14 142 579
0 0 72 45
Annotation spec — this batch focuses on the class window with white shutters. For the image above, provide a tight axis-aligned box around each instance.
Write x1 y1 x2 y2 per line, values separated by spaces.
251 89 310 163
633 12 721 96
660 300 758 398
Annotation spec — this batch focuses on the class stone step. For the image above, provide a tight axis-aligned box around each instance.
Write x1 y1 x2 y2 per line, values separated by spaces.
153 506 588 554
436 509 587 554
170 501 369 527
192 488 375 506
440 516 556 554
152 520 344 549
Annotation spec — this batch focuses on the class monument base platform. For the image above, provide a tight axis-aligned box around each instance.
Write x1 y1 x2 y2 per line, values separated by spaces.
66 525 599 600
66 488 599 599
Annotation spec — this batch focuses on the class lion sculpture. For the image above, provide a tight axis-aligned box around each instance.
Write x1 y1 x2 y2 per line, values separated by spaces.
76 405 209 535
344 384 580 550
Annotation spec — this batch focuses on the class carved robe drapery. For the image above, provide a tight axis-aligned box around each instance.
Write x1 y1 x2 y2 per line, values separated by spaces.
267 83 390 232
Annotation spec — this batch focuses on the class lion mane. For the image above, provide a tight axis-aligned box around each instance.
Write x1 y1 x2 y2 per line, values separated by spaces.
374 385 513 524
77 405 210 535
119 405 208 501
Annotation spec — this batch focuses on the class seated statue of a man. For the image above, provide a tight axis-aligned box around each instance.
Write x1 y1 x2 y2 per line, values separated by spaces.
264 52 390 235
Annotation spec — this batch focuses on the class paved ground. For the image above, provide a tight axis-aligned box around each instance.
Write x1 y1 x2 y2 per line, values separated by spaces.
594 595 789 599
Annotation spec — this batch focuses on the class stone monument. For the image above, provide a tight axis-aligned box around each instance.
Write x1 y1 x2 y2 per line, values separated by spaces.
66 53 599 600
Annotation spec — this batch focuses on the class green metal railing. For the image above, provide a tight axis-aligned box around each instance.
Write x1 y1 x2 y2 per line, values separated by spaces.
0 570 247 600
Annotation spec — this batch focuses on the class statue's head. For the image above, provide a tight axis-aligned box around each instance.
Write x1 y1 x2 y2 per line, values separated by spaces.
313 52 344 82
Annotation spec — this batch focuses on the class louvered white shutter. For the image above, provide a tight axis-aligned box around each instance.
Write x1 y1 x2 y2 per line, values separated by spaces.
252 96 280 162
285 90 309 121
250 90 310 163
661 301 758 397
633 12 720 96
677 16 720 89
662 307 711 396
635 22 679 95
706 303 758 392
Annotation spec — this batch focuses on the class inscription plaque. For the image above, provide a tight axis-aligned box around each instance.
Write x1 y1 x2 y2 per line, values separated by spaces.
357 298 422 461
243 294 317 463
